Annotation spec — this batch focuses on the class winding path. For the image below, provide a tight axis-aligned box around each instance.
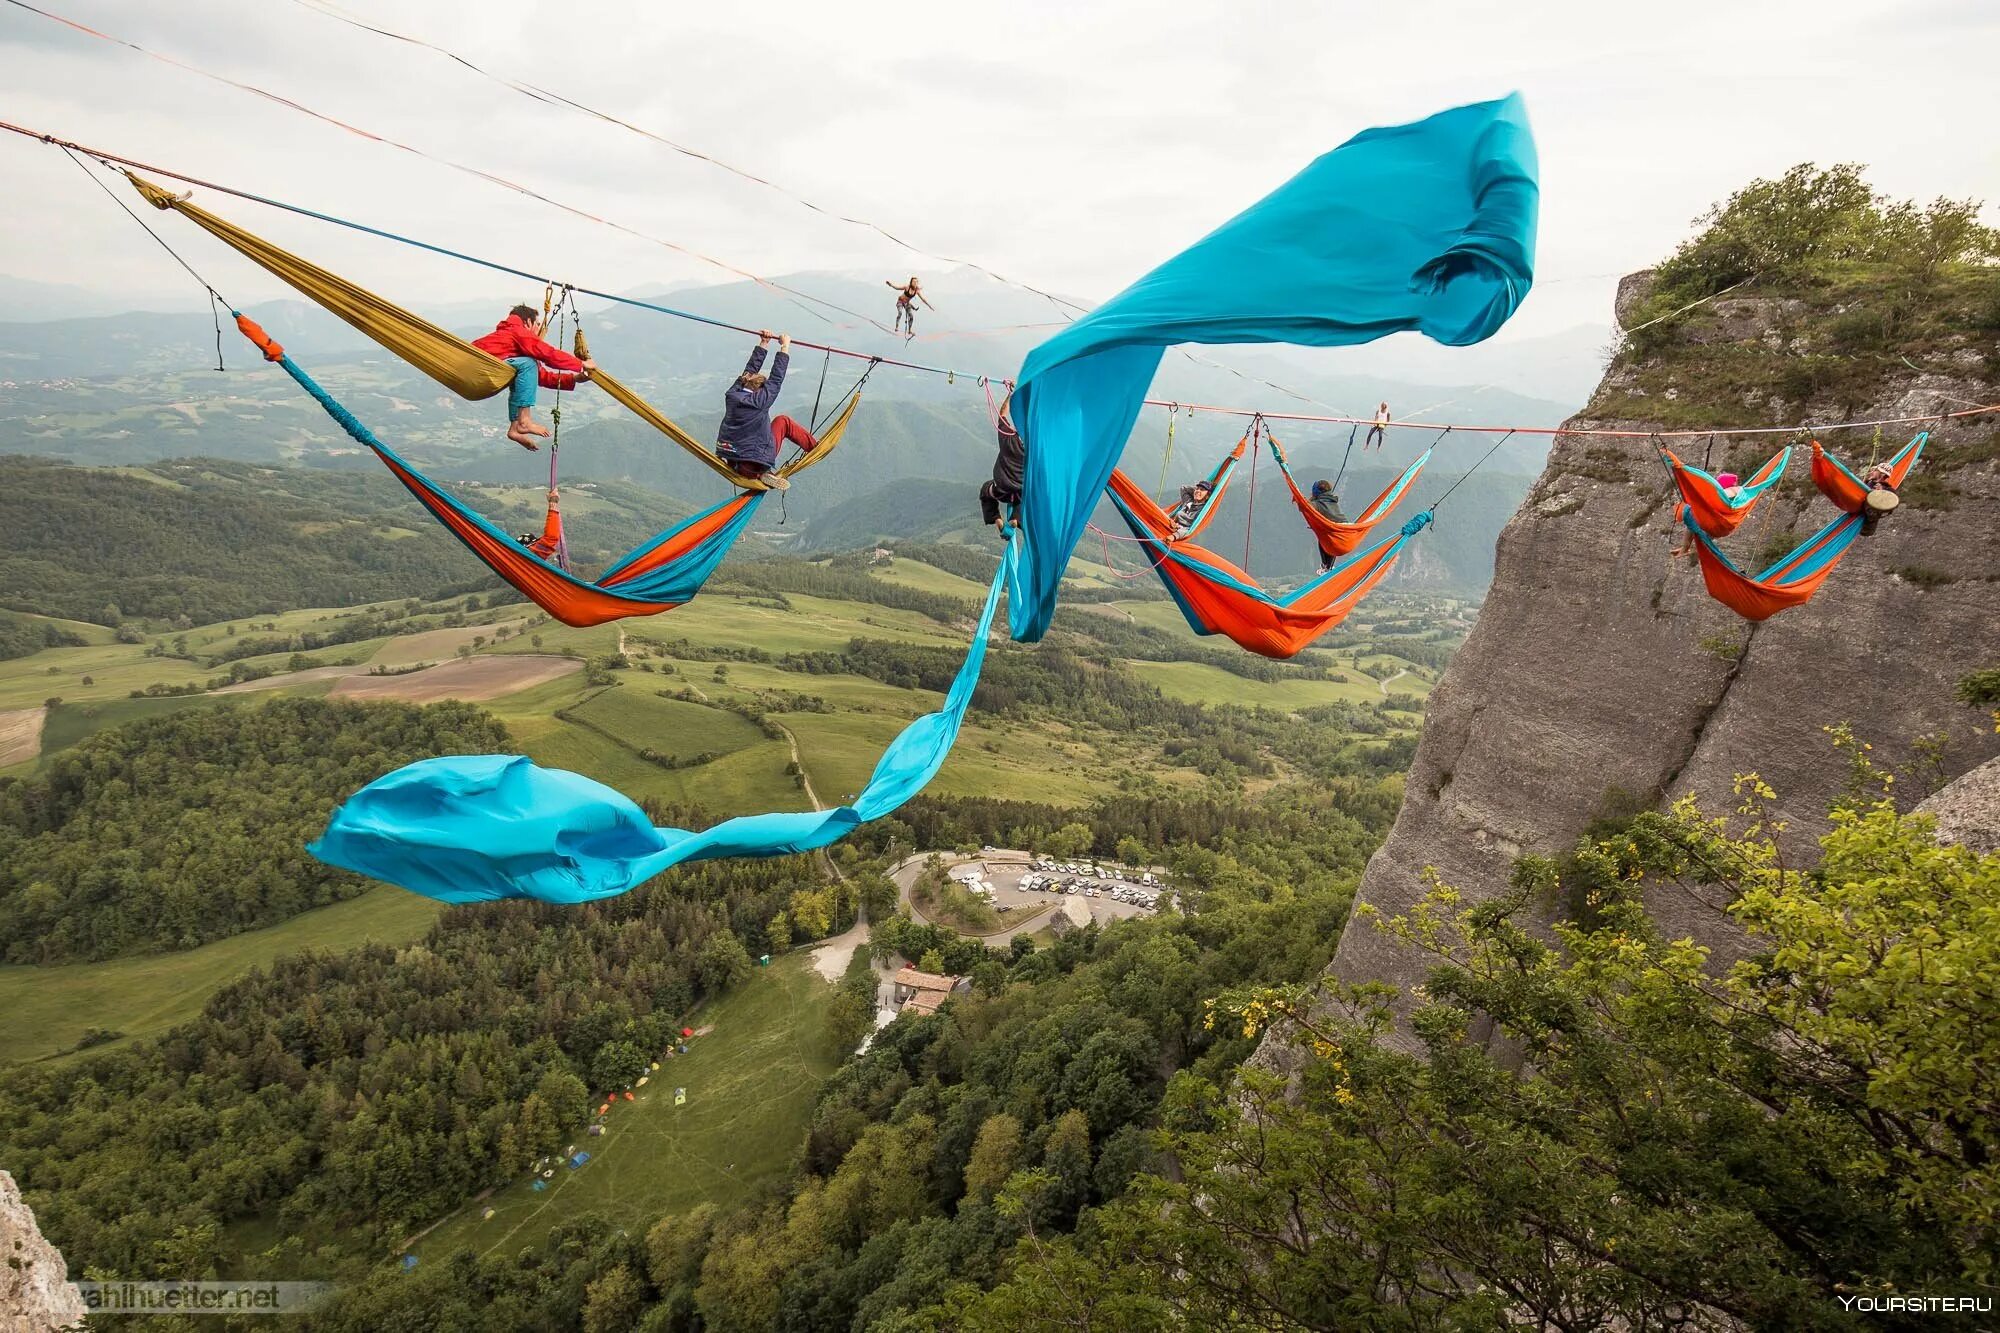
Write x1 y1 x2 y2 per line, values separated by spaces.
1378 667 1410 696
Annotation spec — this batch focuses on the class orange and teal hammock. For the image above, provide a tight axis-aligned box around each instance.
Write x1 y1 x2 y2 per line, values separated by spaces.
232 312 853 626
1104 465 1429 659
1266 428 1432 561
1682 432 1925 621
135 171 865 626
1661 444 1791 537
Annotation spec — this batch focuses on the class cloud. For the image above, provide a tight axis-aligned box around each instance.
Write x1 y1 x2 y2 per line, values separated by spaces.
0 0 1993 360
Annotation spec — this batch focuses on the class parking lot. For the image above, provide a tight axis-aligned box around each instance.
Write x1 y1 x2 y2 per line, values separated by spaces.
893 848 1176 935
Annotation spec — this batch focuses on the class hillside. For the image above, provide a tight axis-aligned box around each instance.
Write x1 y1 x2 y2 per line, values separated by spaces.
0 457 479 624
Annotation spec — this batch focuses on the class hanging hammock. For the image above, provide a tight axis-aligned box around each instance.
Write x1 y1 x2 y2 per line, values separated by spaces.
1810 432 1927 513
1661 444 1791 537
128 172 810 493
1266 429 1432 561
231 313 858 626
1681 508 1863 621
1104 467 1429 659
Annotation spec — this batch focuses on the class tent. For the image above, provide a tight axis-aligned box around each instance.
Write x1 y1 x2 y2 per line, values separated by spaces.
675 1088 688 1107
569 1152 591 1169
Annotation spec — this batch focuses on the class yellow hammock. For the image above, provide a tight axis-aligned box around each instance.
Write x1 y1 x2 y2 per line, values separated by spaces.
127 173 808 492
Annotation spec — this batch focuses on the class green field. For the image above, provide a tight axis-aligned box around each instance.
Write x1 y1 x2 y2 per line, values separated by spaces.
0 887 442 1065
415 954 840 1260
1128 659 1407 711
868 560 990 601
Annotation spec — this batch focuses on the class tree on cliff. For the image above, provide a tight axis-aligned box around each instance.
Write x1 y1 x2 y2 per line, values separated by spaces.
958 738 2000 1328
1646 161 1999 302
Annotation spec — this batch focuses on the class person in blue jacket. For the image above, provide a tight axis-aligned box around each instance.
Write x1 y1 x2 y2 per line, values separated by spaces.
717 331 818 485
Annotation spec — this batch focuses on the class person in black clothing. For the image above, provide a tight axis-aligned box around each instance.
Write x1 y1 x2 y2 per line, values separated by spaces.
979 387 1025 535
1168 479 1214 536
1309 479 1345 569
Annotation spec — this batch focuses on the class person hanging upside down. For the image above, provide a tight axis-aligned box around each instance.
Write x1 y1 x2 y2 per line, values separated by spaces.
979 384 1025 536
1168 478 1214 538
516 489 563 561
1309 480 1346 570
716 332 818 486
1672 471 1741 559
887 276 932 335
471 304 595 450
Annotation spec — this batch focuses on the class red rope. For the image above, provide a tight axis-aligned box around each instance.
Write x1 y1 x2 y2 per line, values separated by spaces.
1242 418 1261 571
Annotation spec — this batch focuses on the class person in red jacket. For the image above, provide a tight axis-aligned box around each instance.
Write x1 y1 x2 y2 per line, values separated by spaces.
471 305 596 449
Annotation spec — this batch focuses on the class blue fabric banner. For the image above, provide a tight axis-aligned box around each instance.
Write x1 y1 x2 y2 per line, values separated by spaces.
311 540 1017 902
1007 94 1539 640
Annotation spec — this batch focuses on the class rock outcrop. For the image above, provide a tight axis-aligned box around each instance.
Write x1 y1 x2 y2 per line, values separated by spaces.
1309 273 2000 1034
1918 755 2000 854
0 1171 85 1333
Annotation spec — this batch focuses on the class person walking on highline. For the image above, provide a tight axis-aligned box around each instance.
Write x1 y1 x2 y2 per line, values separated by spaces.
888 276 932 335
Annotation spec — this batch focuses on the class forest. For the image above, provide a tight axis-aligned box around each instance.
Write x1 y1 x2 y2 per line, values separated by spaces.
0 458 476 625
0 698 508 962
275 752 2000 1332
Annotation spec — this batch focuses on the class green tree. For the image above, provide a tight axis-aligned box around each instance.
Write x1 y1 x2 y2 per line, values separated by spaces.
962 1113 1023 1201
581 1262 644 1333
694 931 753 994
646 1202 717 1291
973 754 2000 1326
1045 822 1095 859
765 910 792 955
590 1040 646 1092
824 947 879 1053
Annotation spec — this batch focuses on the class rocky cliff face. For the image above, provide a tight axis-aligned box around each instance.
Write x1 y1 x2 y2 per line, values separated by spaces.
0 1171 85 1333
1314 270 2000 1027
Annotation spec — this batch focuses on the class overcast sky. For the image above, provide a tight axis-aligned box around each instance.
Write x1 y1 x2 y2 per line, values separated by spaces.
2 0 1994 356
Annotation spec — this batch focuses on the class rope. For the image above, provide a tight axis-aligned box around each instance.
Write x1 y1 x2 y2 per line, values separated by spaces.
281 0 1090 326
1157 405 1179 495
2 0 890 335
1330 424 1357 492
1428 430 1511 512
808 346 831 433
1243 417 1261 570
60 147 226 370
8 123 1998 445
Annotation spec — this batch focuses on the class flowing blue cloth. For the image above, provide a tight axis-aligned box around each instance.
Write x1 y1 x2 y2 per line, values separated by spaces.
310 540 1016 903
1007 93 1539 640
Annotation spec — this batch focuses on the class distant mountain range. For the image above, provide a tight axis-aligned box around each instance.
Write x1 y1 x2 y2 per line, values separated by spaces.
0 269 1590 591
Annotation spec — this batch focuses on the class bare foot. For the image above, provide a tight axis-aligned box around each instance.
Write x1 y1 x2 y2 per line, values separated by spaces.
508 428 542 451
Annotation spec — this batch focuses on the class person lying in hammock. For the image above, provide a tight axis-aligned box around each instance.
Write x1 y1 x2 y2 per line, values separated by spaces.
1859 462 1901 534
887 277 932 335
1672 470 1741 559
978 386 1025 536
1168 478 1215 537
717 332 819 486
1310 479 1346 569
472 304 595 450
